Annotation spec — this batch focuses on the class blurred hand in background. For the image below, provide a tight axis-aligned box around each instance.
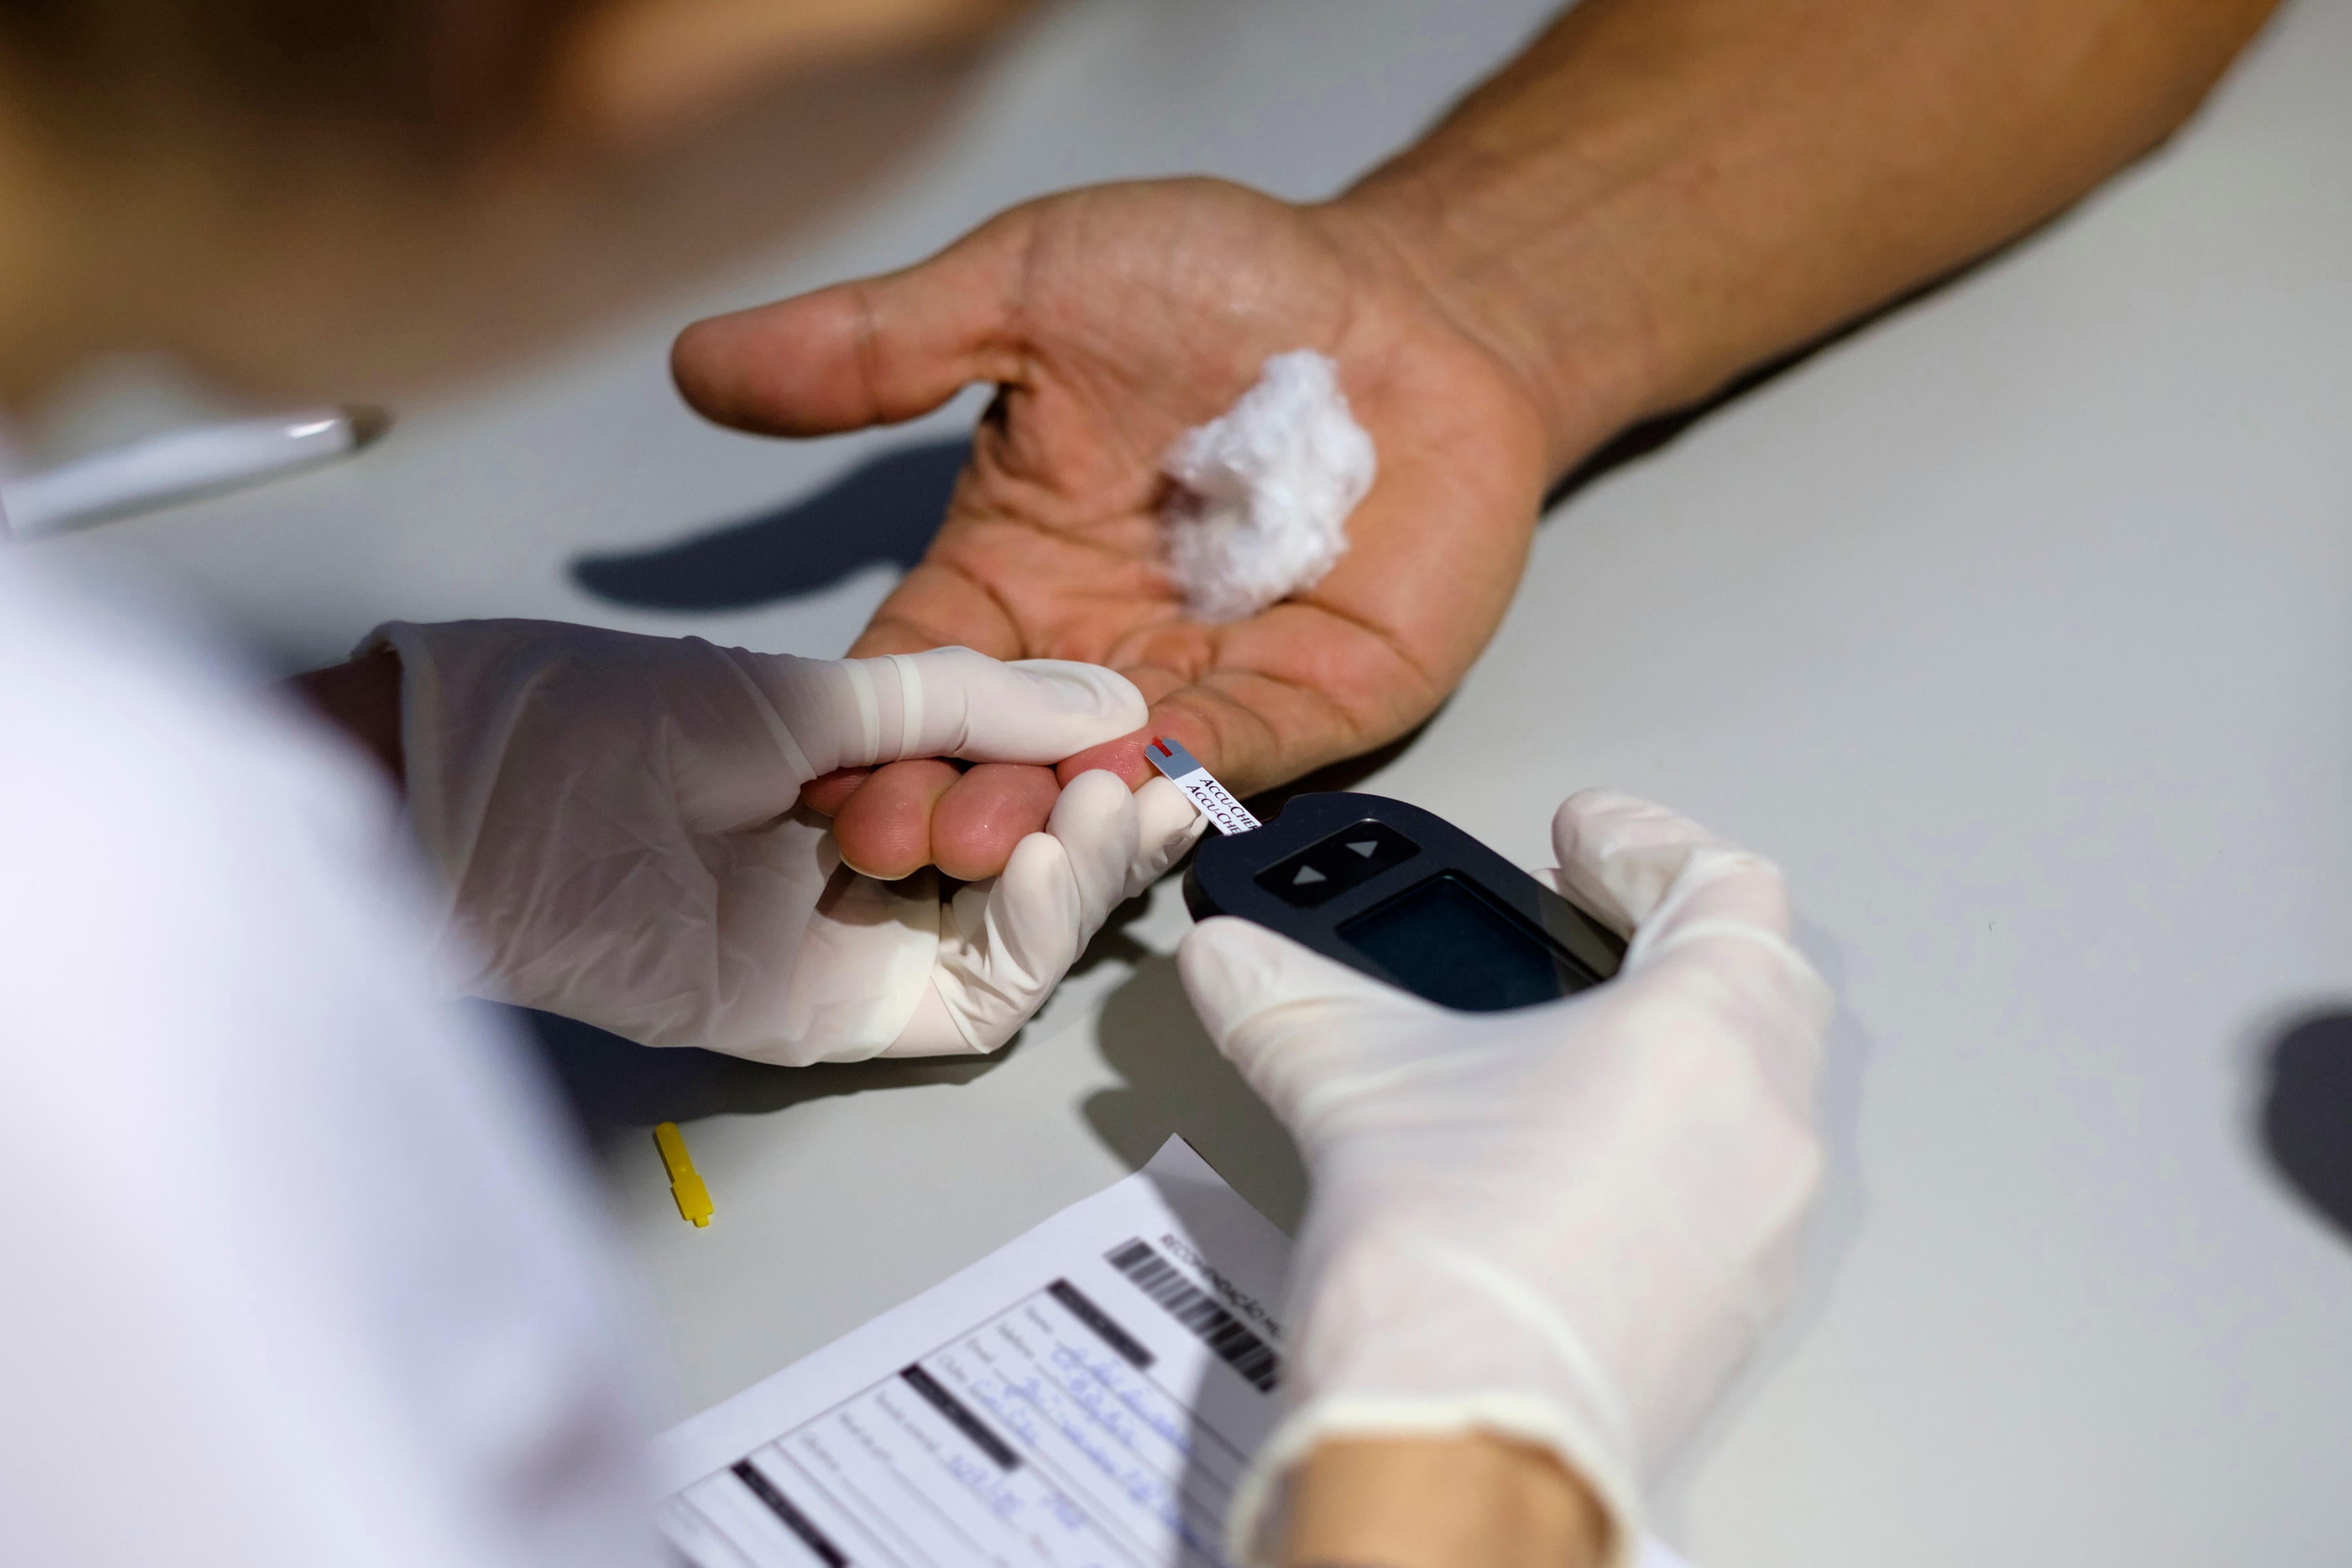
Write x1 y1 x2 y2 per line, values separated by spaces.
0 0 1032 411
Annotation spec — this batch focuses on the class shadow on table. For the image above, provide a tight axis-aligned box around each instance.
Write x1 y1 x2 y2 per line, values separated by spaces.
498 889 1171 1152
499 1002 1005 1154
1083 952 1309 1237
2255 1009 2352 1247
571 438 968 611
1058 730 1439 1238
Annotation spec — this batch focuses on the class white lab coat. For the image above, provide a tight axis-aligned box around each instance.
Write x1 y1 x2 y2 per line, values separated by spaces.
0 556 652 1567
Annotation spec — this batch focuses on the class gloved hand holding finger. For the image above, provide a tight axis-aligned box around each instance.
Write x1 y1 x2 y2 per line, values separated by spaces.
1178 789 1833 1568
375 619 1190 1065
887 771 1205 1056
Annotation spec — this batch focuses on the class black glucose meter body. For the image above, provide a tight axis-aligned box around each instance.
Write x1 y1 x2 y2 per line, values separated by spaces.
1149 738 1626 1012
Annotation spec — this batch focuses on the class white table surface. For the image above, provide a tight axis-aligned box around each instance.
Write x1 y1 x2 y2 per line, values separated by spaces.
37 1 2352 1563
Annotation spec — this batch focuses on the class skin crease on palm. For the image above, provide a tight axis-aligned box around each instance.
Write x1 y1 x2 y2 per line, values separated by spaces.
670 178 1554 882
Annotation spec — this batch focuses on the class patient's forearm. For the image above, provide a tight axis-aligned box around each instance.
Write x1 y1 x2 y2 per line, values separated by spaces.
1280 1436 1607 1568
1337 0 2278 472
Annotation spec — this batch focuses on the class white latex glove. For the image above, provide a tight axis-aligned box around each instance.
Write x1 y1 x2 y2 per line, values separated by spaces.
1179 790 1832 1567
374 620 1204 1065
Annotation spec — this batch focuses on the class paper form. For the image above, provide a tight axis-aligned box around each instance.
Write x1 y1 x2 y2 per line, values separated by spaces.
651 1137 1689 1568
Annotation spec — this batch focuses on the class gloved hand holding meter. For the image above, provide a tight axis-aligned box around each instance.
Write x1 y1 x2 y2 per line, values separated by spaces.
1150 753 1829 1563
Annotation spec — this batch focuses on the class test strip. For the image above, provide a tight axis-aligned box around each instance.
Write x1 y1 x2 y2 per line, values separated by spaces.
1146 736 1261 836
653 1121 715 1228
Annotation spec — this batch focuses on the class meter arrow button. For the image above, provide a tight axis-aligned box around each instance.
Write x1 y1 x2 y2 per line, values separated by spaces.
1257 819 1421 909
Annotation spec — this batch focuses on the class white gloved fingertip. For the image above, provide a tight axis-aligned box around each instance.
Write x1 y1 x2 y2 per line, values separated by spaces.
1177 915 1424 1051
986 830 1087 998
1128 775 1209 898
1047 767 1138 834
887 647 1147 760
1044 768 1141 936
1551 788 1726 932
1005 657 1149 730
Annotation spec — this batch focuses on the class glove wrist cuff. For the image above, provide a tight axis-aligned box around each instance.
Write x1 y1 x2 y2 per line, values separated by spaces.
355 622 467 921
1227 1392 1642 1568
1230 1229 1648 1565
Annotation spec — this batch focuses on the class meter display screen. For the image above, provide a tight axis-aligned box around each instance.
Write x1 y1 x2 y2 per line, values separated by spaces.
1339 872 1603 1012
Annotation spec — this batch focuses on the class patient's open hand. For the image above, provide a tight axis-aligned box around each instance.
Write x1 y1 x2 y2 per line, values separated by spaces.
672 177 1555 879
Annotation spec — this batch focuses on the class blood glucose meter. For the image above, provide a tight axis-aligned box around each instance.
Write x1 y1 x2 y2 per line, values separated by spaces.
1147 738 1624 1012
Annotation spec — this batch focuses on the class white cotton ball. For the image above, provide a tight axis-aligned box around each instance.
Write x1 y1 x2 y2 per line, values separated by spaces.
1160 349 1376 623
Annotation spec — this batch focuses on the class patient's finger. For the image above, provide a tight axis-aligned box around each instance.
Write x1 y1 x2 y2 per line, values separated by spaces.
670 211 1034 437
932 763 1062 881
798 766 870 817
826 759 1088 882
1053 728 1159 791
832 759 960 879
